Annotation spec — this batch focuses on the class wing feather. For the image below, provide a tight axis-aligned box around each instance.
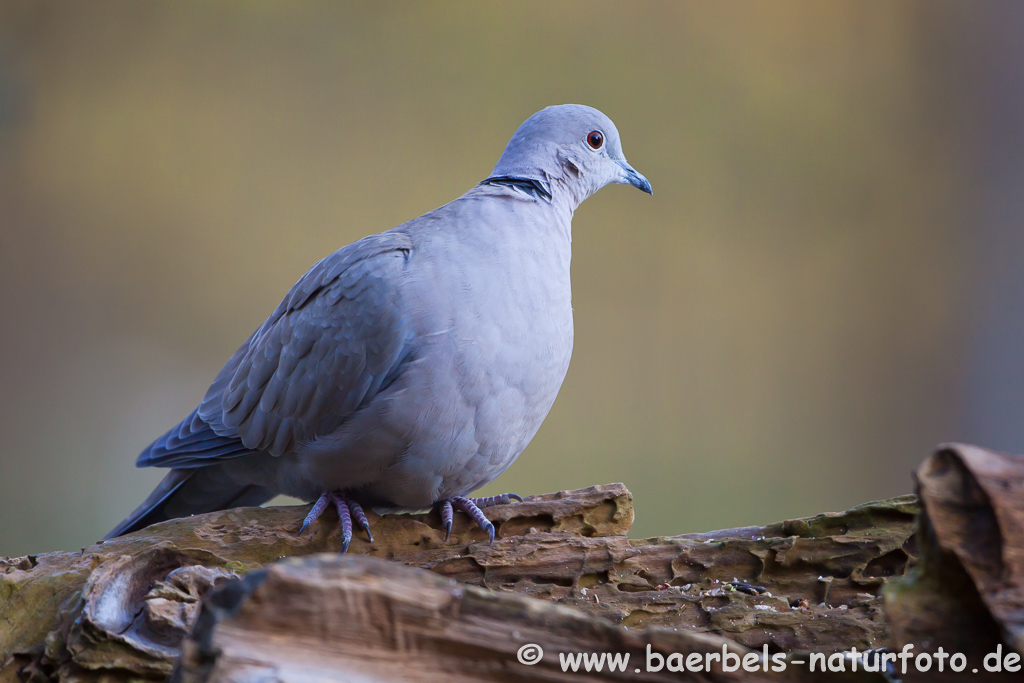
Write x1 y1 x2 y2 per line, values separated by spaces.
137 231 414 468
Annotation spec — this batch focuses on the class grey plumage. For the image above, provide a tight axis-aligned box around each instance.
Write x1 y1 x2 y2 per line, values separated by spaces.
107 104 651 540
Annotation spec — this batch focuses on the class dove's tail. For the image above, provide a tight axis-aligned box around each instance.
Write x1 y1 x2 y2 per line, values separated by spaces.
104 467 274 539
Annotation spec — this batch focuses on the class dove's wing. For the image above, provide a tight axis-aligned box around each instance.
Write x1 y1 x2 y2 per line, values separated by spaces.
137 231 415 468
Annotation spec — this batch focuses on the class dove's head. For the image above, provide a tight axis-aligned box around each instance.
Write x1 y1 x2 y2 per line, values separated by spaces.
488 104 652 206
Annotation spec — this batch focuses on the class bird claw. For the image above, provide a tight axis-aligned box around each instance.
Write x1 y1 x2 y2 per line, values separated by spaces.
471 493 524 508
299 492 332 535
333 494 353 554
438 494 520 545
440 500 454 541
347 498 374 543
303 490 522 549
480 519 496 545
298 491 374 553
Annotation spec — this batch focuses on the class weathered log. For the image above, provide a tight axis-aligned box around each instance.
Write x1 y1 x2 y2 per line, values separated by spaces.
2 483 917 682
885 444 1024 681
177 555 788 683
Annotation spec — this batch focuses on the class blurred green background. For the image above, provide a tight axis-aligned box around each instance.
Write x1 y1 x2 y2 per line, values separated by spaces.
2 1 1022 557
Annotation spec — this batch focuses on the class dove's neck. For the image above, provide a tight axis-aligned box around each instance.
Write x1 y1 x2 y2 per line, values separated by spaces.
486 151 599 216
480 172 590 217
470 177 576 248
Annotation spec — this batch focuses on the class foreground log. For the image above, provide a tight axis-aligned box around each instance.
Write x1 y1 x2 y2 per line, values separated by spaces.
178 555 781 683
2 484 916 682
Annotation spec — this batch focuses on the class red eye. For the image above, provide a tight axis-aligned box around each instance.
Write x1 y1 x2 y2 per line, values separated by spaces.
586 130 604 150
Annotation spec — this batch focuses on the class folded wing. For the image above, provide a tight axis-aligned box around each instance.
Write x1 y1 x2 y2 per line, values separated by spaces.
137 231 415 469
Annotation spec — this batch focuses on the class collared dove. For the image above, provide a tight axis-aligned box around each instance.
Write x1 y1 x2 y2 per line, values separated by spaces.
107 104 652 550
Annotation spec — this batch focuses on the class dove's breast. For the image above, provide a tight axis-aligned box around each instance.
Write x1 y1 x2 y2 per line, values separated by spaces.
274 192 576 508
374 195 575 504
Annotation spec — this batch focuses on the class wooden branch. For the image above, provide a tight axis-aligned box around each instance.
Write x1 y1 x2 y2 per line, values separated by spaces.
2 483 917 682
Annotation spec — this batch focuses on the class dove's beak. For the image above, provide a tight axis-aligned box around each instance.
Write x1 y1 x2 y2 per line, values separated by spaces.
615 159 653 195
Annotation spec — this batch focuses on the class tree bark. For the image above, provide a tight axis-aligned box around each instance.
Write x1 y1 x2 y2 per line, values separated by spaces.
7 444 1024 681
3 483 919 682
884 443 1024 681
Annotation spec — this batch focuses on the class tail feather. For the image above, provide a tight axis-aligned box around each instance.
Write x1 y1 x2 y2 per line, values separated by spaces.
105 467 273 539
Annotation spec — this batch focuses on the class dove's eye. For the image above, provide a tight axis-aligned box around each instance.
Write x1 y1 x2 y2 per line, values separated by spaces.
586 130 604 150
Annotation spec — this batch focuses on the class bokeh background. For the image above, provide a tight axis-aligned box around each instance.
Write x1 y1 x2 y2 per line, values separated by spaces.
2 1 1023 557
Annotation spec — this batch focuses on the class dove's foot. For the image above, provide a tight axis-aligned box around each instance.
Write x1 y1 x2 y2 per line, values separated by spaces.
470 493 524 508
438 493 523 544
299 491 374 553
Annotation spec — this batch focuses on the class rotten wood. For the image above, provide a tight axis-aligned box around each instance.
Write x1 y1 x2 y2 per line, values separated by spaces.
177 555 796 683
884 443 1024 681
1 483 917 682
